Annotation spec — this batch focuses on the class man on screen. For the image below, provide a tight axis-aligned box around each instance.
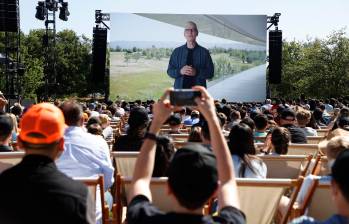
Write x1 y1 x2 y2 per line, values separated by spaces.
167 21 214 89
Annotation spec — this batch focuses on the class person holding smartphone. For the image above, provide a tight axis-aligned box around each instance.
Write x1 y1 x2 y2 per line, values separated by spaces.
167 21 214 89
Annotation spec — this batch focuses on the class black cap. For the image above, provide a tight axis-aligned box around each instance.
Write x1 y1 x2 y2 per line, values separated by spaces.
280 108 296 120
167 143 218 207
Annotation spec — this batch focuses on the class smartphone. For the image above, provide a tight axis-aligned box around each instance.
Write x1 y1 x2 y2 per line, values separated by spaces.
170 89 201 106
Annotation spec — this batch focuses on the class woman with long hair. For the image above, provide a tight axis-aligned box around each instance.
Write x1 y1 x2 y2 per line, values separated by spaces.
228 123 267 178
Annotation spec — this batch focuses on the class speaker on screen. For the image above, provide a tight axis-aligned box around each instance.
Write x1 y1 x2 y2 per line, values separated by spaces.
91 27 107 91
268 30 282 84
0 0 19 32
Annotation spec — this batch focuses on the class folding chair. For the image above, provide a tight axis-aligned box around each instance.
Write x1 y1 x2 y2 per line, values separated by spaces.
258 155 312 178
118 177 303 224
0 151 25 173
74 175 111 224
306 136 325 144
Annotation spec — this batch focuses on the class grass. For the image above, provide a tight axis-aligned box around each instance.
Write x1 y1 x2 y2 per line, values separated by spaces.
110 70 173 101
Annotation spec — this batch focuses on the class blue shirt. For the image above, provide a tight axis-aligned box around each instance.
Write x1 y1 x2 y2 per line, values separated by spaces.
291 215 349 224
167 43 214 89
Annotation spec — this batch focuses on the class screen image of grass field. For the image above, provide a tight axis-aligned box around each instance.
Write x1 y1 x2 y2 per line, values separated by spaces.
109 46 265 101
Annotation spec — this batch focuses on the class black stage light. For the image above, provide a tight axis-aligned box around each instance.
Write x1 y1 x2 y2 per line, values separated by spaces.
45 0 58 11
59 2 69 21
35 1 46 20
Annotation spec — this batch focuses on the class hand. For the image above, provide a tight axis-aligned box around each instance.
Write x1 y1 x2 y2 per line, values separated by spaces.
151 89 174 128
192 86 216 120
180 65 196 76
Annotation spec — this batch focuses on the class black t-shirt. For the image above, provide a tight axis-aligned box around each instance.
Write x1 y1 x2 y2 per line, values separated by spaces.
183 48 196 89
0 145 12 152
283 124 307 144
127 195 246 224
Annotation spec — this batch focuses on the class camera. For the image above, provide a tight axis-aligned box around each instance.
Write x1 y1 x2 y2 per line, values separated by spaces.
169 89 201 106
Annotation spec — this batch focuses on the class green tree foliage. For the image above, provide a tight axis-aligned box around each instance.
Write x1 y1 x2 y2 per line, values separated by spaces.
0 29 92 98
271 29 349 99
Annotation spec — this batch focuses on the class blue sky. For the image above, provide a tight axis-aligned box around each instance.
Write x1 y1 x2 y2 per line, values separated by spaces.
20 0 349 41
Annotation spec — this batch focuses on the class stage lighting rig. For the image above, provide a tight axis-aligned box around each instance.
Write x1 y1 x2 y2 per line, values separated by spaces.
95 10 110 29
267 13 281 30
35 1 47 20
59 2 70 21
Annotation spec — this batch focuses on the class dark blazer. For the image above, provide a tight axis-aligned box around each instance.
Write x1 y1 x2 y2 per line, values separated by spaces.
167 44 214 88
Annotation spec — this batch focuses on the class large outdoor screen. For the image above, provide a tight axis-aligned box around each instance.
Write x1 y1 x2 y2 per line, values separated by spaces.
110 13 267 102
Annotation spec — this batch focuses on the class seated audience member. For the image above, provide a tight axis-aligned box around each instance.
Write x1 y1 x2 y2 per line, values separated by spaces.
183 110 200 125
253 114 269 138
167 114 183 134
226 109 241 130
56 101 114 223
291 149 349 224
0 103 94 224
217 112 230 136
263 127 291 155
240 117 255 132
0 91 7 112
313 107 327 128
280 108 307 143
187 126 203 143
87 123 103 136
113 107 150 151
99 114 113 141
296 110 318 136
0 114 13 152
126 87 245 224
228 123 267 178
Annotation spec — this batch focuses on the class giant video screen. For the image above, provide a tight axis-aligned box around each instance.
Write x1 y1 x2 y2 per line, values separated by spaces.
110 13 267 102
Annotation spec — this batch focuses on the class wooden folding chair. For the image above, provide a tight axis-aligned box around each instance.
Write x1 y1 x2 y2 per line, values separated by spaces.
306 136 325 144
258 155 312 179
0 151 25 173
293 179 334 221
316 129 329 137
117 177 303 224
74 175 111 224
111 151 138 177
255 143 319 156
168 133 189 141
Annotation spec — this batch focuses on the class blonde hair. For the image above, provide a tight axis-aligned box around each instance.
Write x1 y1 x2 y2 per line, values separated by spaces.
324 136 349 160
296 110 311 126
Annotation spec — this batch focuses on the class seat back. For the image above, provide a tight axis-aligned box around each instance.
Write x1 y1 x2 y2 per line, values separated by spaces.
0 152 25 173
111 151 138 177
306 136 324 144
258 155 311 178
306 181 335 221
120 177 301 224
74 175 107 224
255 143 319 156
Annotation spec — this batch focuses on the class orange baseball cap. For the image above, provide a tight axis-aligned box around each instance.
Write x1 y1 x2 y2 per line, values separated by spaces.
19 103 66 144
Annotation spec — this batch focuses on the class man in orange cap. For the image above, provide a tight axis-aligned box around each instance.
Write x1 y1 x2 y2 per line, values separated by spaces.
0 103 94 224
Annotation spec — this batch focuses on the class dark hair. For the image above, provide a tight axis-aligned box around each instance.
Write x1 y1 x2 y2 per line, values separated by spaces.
10 104 22 117
253 114 268 131
200 120 210 141
240 117 255 131
87 123 103 136
167 114 181 126
271 127 290 154
60 101 83 126
152 136 175 177
188 126 202 142
332 150 349 202
228 124 258 177
217 112 227 128
0 114 13 141
127 107 149 138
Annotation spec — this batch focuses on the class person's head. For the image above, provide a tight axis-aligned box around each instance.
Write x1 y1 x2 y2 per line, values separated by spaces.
167 114 182 130
313 108 324 121
190 110 200 119
253 114 268 132
99 114 110 129
240 117 255 131
18 103 65 159
217 112 227 128
296 110 311 127
167 144 217 210
184 21 198 43
337 116 349 131
188 126 202 143
127 107 150 137
230 110 241 121
10 103 22 117
200 120 210 144
86 123 103 136
271 127 291 155
228 123 256 157
60 101 83 126
331 150 349 216
280 108 296 126
321 136 349 164
0 114 13 143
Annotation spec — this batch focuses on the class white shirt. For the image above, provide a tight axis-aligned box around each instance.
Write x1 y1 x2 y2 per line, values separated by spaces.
232 155 267 178
56 126 114 222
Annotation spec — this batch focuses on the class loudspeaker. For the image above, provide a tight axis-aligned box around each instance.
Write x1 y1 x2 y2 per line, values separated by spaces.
0 0 19 32
91 27 107 91
268 30 282 84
